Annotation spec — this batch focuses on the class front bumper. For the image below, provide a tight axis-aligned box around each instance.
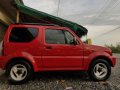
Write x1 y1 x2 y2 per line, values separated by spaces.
111 56 116 67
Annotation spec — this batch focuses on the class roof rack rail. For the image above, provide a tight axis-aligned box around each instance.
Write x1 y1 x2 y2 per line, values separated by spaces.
15 23 59 26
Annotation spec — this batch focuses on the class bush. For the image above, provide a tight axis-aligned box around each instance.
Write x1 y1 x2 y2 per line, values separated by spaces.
105 44 120 53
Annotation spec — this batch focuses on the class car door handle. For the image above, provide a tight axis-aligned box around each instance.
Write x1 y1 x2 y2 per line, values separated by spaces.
45 46 53 49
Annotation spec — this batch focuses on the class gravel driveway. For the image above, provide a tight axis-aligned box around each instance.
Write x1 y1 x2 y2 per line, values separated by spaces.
0 54 120 90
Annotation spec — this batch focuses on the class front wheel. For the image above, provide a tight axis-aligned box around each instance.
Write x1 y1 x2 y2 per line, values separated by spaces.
6 61 33 84
88 59 111 81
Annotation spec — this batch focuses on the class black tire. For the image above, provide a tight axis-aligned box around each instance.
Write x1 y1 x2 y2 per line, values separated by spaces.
88 59 111 81
6 60 33 85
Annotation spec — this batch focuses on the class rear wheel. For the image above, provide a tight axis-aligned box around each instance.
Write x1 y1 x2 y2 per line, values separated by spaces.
6 60 33 84
88 59 111 81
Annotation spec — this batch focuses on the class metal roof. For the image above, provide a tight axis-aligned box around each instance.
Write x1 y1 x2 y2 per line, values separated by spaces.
13 0 88 37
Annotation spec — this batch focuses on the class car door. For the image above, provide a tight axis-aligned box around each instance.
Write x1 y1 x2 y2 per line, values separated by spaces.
42 28 84 69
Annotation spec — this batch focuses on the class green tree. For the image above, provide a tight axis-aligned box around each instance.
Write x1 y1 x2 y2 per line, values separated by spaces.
105 44 120 53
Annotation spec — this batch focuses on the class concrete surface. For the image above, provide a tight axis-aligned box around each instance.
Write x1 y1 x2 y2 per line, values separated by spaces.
0 53 119 90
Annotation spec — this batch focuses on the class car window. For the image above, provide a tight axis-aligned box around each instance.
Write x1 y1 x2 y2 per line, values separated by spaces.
9 27 38 42
45 29 65 44
64 31 74 44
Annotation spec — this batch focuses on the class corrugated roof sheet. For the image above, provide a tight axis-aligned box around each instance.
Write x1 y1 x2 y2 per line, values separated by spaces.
13 0 88 37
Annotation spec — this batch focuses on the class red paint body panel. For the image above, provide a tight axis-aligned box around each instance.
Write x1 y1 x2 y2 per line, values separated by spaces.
0 24 116 72
42 27 84 68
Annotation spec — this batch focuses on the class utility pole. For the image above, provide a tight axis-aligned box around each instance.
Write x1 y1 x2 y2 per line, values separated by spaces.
57 0 60 16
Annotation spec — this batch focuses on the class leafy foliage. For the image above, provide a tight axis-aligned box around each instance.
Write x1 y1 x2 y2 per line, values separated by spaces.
105 44 120 53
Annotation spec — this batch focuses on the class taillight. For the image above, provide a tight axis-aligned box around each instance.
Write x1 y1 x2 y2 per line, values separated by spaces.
2 41 4 55
0 40 4 56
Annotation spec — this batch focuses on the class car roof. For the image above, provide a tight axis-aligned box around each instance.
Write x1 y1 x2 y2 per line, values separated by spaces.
10 23 70 30
13 23 59 26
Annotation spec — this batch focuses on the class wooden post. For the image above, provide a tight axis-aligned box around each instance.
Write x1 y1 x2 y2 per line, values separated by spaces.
16 10 20 23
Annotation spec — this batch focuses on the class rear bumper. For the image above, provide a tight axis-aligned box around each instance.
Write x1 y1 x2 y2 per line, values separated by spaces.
0 56 9 70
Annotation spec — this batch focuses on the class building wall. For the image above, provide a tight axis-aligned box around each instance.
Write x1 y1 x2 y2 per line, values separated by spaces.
0 8 13 25
0 23 7 42
0 8 12 42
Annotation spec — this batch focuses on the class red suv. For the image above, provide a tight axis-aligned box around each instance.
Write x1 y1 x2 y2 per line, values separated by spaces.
0 24 116 84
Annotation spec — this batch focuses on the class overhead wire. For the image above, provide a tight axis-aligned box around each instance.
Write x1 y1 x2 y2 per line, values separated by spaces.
91 0 120 40
93 26 120 39
110 0 120 9
56 0 120 39
91 0 119 24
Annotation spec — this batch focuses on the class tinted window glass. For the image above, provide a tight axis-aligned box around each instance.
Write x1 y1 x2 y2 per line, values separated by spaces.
9 27 38 42
45 29 65 44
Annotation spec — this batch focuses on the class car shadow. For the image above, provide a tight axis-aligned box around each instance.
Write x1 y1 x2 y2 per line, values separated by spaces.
32 71 90 81
0 71 90 84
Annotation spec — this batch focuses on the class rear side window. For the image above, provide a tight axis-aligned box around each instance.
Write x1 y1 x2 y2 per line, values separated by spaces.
9 27 38 42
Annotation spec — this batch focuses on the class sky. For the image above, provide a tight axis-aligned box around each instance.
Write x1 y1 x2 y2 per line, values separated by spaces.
23 0 120 46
